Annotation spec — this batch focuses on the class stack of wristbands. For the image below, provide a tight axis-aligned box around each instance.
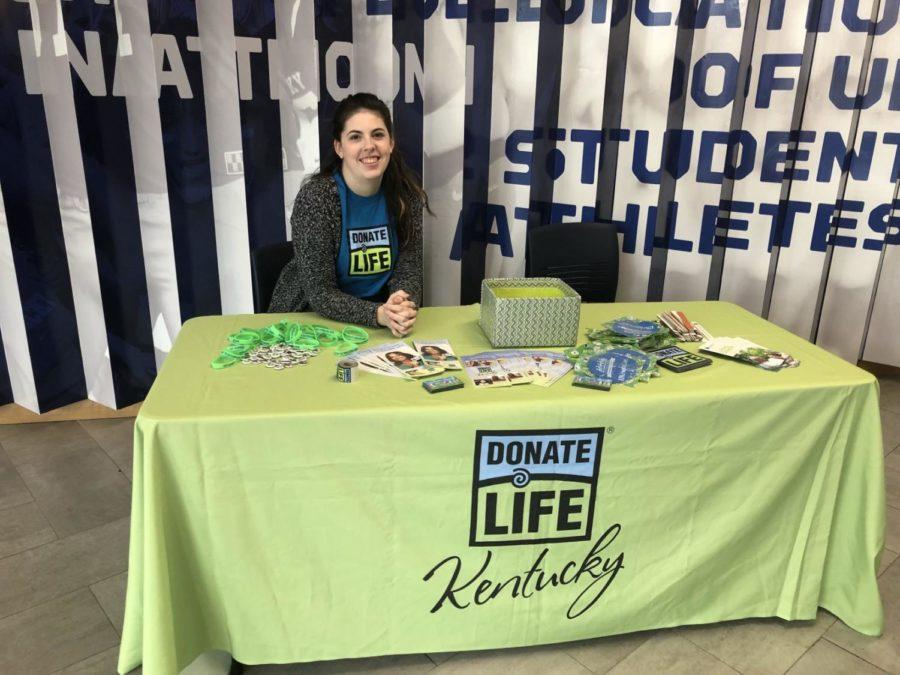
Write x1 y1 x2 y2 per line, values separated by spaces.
211 321 369 370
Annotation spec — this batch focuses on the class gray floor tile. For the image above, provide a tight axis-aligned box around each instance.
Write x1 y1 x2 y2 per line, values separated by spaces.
80 418 135 481
880 376 900 415
885 453 900 511
91 572 127 635
0 421 100 466
17 446 131 538
0 588 118 673
564 631 653 673
426 653 455 666
0 422 26 442
434 644 590 674
880 549 899 577
0 445 32 510
182 651 233 674
247 653 435 673
883 409 900 456
54 646 120 674
0 501 56 559
886 505 900 554
786 639 888 674
608 633 737 674
678 612 835 675
0 517 129 619
824 556 900 672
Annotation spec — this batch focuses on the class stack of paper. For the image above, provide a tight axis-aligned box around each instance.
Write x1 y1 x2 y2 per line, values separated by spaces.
460 351 572 389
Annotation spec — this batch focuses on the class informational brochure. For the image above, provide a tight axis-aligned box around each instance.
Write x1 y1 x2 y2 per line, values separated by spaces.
413 339 463 370
462 357 512 388
496 357 538 385
700 337 799 371
525 351 572 387
460 350 572 388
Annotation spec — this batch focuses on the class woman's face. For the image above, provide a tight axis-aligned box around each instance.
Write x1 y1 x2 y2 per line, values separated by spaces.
334 109 394 194
386 352 405 364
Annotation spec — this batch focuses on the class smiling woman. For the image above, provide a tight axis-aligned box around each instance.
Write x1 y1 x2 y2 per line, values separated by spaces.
269 93 432 337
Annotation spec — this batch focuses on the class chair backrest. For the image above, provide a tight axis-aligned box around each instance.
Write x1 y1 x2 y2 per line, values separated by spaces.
250 241 294 312
526 222 619 302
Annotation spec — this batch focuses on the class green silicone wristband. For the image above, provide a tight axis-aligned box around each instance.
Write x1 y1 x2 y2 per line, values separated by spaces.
334 341 358 356
289 337 320 350
211 354 240 369
222 345 250 358
316 333 339 347
230 329 261 346
341 326 369 343
313 325 340 339
284 323 303 343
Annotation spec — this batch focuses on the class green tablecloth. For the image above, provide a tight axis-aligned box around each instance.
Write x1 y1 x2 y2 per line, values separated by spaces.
118 301 885 675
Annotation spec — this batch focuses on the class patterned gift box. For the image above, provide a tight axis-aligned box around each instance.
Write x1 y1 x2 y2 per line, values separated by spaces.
480 278 581 347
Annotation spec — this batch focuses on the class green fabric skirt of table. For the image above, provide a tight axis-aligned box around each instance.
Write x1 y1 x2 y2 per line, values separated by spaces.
118 301 885 675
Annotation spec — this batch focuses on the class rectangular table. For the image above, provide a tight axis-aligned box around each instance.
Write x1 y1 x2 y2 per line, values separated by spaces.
119 301 885 674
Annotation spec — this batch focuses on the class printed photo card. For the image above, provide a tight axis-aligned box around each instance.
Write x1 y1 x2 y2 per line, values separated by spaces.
413 339 463 370
378 343 445 378
353 341 412 378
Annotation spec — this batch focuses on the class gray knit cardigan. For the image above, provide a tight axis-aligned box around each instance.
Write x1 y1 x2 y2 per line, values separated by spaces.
268 174 423 327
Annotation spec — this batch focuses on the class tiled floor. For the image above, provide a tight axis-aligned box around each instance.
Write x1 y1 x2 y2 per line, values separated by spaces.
1 374 899 674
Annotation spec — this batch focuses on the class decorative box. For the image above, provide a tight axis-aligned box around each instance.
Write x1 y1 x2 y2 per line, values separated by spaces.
479 277 581 347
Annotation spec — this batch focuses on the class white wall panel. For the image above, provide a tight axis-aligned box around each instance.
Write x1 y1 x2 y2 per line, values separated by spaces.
484 0 539 281
611 13 679 301
718 0 810 315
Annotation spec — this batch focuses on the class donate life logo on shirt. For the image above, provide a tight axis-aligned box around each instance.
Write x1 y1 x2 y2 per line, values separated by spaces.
469 428 604 546
348 225 392 276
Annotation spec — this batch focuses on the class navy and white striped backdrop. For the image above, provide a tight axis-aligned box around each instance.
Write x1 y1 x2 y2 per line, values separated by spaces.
0 0 898 413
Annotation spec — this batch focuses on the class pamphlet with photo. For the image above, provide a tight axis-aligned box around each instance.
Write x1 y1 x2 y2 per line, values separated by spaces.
354 341 415 378
379 344 445 378
413 339 463 370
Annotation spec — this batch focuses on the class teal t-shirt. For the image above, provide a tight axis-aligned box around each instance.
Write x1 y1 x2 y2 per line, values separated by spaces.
334 171 397 300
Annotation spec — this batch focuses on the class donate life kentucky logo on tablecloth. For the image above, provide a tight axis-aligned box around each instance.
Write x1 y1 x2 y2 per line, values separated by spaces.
469 429 603 546
423 428 625 619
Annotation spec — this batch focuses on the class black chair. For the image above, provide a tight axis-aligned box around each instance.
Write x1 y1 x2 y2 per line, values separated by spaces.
526 222 619 302
250 241 294 312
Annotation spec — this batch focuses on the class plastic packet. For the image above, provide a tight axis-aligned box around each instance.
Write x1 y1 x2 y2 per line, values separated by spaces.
570 348 641 387
601 346 660 380
587 316 676 352
605 316 665 338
